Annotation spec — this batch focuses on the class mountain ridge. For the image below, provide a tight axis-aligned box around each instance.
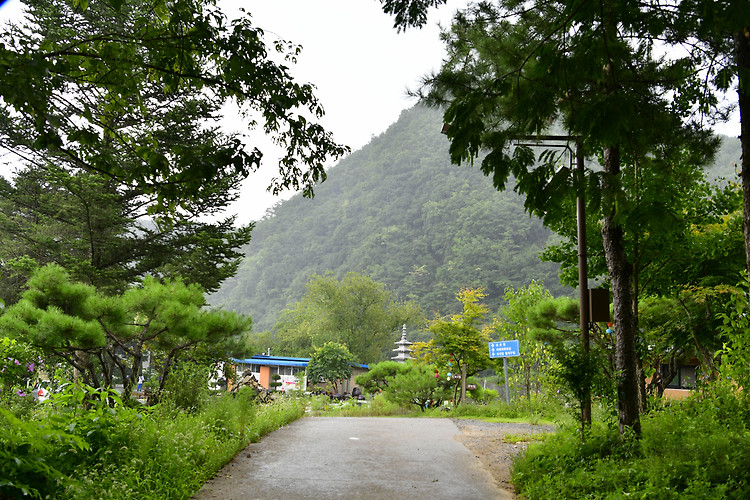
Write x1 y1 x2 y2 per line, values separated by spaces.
210 105 742 333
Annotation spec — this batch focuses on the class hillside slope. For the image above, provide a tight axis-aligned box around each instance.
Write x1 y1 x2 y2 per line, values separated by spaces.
210 105 743 332
210 106 565 331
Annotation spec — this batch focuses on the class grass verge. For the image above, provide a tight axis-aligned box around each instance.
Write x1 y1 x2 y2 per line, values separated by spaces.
512 392 750 499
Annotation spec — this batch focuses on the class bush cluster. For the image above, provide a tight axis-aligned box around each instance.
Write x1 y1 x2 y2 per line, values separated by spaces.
1 381 305 499
449 395 566 424
512 389 750 499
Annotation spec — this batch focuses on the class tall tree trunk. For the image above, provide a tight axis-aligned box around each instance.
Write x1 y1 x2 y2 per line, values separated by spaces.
601 145 642 438
736 30 750 290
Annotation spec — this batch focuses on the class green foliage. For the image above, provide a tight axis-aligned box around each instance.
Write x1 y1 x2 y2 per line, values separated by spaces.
349 395 404 416
498 281 555 398
269 373 283 391
60 396 305 499
159 362 212 414
543 158 742 295
448 395 567 425
0 382 127 499
0 164 252 302
424 288 494 404
381 362 452 411
1 379 304 499
355 360 402 394
210 106 566 333
0 0 348 213
512 391 750 499
356 360 453 412
0 407 88 499
640 285 735 397
378 0 448 31
466 384 498 404
0 337 43 413
417 0 727 438
311 383 568 421
273 272 422 363
306 342 358 394
669 3 750 268
310 393 405 417
717 283 750 401
546 340 615 433
0 0 356 301
0 264 251 398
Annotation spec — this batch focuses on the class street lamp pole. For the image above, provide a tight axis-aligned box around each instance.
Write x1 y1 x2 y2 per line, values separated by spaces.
575 138 592 425
514 135 591 425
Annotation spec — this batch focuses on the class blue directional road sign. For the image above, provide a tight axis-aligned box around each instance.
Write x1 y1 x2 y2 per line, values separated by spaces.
489 340 520 358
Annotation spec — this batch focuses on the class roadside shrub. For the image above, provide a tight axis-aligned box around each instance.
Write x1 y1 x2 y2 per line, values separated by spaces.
322 394 406 417
0 382 133 499
467 386 498 404
0 407 88 499
0 337 45 419
0 391 38 420
382 363 452 411
512 393 750 499
60 396 304 499
200 391 257 441
159 362 212 413
449 396 566 425
246 398 305 442
1 378 306 500
308 395 328 414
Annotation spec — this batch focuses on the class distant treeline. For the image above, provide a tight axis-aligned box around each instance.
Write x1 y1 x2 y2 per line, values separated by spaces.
210 105 742 332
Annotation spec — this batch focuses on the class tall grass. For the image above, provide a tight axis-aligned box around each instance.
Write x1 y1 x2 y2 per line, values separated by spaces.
1 384 305 500
311 393 567 424
65 394 304 499
63 394 305 499
448 395 570 425
315 394 408 417
512 389 750 499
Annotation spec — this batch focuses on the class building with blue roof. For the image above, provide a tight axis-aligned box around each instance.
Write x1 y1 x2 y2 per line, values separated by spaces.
230 355 369 394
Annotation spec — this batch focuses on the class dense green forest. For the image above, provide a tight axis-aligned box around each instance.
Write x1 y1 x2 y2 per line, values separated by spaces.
210 106 563 331
209 105 742 333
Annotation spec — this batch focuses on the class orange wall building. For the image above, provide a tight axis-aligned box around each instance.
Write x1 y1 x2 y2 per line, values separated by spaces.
231 355 369 394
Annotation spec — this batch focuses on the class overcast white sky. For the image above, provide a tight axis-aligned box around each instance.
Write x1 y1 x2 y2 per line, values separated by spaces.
215 0 466 225
0 0 742 226
0 0 463 225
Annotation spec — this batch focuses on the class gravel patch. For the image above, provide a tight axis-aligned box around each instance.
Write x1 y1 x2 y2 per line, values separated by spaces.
452 419 556 497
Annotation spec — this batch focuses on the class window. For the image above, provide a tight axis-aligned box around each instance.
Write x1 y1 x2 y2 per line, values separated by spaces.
680 365 696 389
661 364 697 389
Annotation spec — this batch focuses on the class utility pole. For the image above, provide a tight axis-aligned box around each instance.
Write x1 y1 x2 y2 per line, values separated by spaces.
515 135 591 426
575 138 592 425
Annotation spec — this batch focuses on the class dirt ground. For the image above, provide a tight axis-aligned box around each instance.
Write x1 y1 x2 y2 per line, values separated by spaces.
452 419 555 498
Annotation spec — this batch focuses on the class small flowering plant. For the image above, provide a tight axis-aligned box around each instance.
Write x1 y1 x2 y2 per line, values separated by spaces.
1 337 43 402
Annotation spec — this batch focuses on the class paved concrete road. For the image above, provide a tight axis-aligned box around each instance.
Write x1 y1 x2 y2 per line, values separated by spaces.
193 417 513 500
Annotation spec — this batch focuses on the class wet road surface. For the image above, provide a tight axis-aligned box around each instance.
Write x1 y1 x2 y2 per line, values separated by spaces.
192 417 513 500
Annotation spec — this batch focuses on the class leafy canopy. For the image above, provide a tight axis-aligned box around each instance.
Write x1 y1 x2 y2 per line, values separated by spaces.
0 263 251 397
273 272 422 363
421 288 493 403
381 362 451 411
0 0 349 212
306 342 358 394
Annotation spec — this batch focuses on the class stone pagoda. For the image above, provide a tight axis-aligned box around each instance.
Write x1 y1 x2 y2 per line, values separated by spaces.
392 324 413 363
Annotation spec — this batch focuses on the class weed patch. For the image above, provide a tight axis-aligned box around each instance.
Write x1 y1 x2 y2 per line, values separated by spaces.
0 384 305 500
512 396 750 499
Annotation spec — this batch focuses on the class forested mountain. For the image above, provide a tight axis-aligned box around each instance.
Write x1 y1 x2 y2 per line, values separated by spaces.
209 105 742 332
209 106 562 330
